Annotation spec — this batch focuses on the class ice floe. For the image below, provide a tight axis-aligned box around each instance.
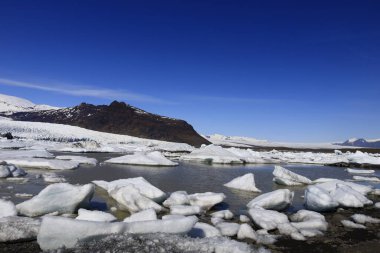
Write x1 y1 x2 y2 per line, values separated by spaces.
3 158 80 170
0 162 26 178
341 220 366 229
237 223 257 241
109 184 163 213
346 168 375 174
180 145 244 164
248 207 289 230
247 189 294 211
170 205 202 215
93 177 166 202
304 185 338 212
42 172 67 183
210 209 234 219
215 222 240 236
331 184 372 208
315 179 373 195
56 155 97 165
76 208 117 222
188 222 221 238
16 183 94 217
188 192 226 210
352 175 380 182
163 191 190 207
273 165 312 186
224 173 261 192
37 215 198 251
104 151 178 166
351 214 380 224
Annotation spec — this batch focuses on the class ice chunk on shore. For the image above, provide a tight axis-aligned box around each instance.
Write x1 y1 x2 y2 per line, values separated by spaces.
316 180 373 195
312 178 337 184
163 191 190 207
237 223 257 241
248 207 288 230
104 151 178 166
180 145 244 164
16 183 94 217
93 177 166 202
273 166 312 186
341 220 366 229
109 185 163 213
0 162 26 178
0 199 17 218
240 215 250 223
215 222 240 236
56 155 97 165
247 189 294 211
170 205 202 216
224 173 261 192
346 168 375 174
352 176 380 182
210 209 234 220
331 184 372 208
76 208 117 222
0 216 41 242
188 192 226 210
37 215 198 251
4 158 79 170
304 185 338 212
123 208 157 223
351 214 380 224
188 222 221 238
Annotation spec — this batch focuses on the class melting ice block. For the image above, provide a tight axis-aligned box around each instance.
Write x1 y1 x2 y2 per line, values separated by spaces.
273 166 312 186
304 185 338 212
76 208 117 222
104 151 178 166
188 192 226 210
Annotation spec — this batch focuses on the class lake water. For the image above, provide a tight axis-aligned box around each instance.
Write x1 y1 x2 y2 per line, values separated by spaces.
2 152 379 218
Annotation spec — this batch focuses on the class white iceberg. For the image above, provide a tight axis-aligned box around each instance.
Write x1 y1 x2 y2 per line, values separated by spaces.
123 208 157 223
93 177 166 202
76 208 117 222
0 199 17 218
248 207 288 230
316 180 373 195
352 176 380 182
237 223 257 241
3 158 79 170
0 162 26 178
341 220 366 229
180 145 244 164
104 151 178 166
304 185 338 212
170 205 202 216
247 189 294 211
351 214 380 224
188 222 221 238
37 215 198 251
56 155 97 165
240 215 250 223
188 192 226 210
346 168 375 174
109 185 163 213
16 183 94 217
42 172 66 183
210 209 234 220
0 216 41 242
331 184 372 208
273 166 312 186
163 191 190 207
215 222 240 236
224 173 261 192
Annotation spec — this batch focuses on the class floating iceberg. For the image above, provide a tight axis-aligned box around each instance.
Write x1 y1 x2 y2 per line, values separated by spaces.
76 208 117 222
247 189 294 211
0 199 17 218
37 215 198 251
188 192 226 210
109 185 163 213
273 166 312 186
352 176 380 182
346 168 375 174
56 155 97 165
163 191 190 207
42 172 66 183
16 183 94 217
123 208 157 223
304 185 338 212
3 158 79 170
180 145 244 164
93 177 166 202
104 151 178 166
224 173 261 192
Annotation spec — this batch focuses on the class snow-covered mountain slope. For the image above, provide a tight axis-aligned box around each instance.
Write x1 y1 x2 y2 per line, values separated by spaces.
0 118 194 152
339 138 380 148
0 93 59 113
205 134 357 149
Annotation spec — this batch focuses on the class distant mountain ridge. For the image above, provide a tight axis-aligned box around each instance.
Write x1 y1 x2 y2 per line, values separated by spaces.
339 138 380 148
0 93 59 114
1 94 209 147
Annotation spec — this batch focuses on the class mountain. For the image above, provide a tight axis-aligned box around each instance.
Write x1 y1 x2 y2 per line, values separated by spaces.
339 138 380 148
2 97 209 147
0 93 59 114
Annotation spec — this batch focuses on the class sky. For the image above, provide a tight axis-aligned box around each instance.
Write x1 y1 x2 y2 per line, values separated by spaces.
0 0 379 142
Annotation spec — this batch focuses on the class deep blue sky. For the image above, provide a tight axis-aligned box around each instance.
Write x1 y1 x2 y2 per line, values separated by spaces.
0 0 379 142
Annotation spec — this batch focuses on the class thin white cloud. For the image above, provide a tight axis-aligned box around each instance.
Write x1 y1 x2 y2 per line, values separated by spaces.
0 78 167 103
